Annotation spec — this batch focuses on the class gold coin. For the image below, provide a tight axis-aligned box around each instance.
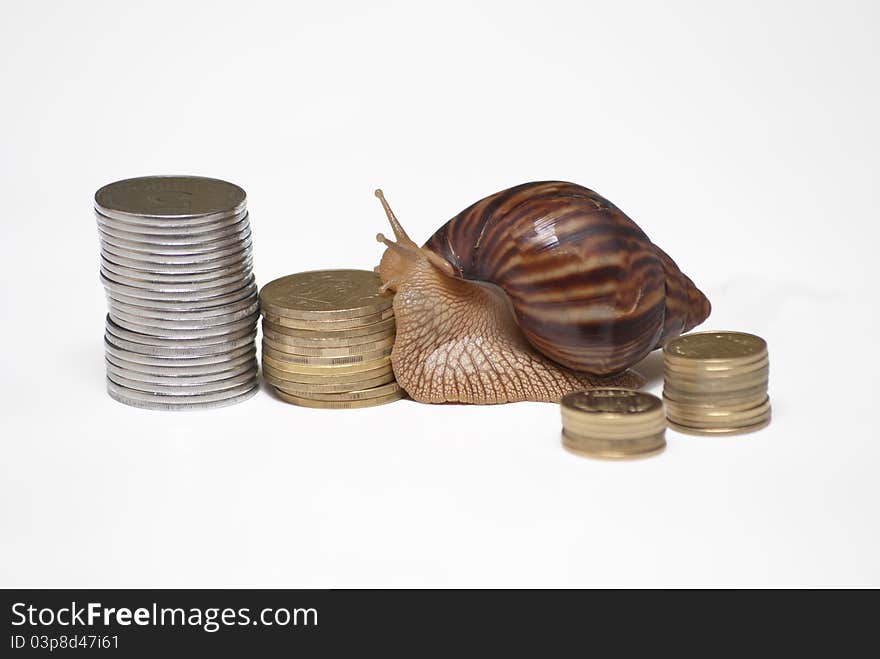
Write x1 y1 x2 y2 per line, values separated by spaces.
561 389 663 417
262 324 394 347
664 378 769 397
259 270 392 319
261 316 396 341
662 380 769 403
561 404 665 427
264 369 395 393
664 364 769 385
270 373 397 395
262 361 394 385
662 392 767 413
667 410 772 436
273 388 405 408
666 398 770 424
275 381 403 402
261 334 395 357
262 307 394 330
560 390 666 443
663 373 769 396
664 331 767 366
675 414 770 431
663 375 769 395
664 357 769 379
262 342 392 366
561 430 666 460
665 364 769 386
664 355 770 376
262 353 392 376
265 331 396 351
562 419 666 441
561 412 666 439
669 407 771 430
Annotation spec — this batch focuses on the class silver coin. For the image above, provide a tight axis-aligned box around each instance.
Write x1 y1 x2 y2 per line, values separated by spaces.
95 176 246 225
107 367 258 395
101 246 253 273
98 226 252 256
98 247 253 272
96 208 249 236
97 228 251 258
100 255 253 285
106 367 259 392
99 272 254 307
108 302 259 330
104 329 256 357
107 346 256 373
105 318 255 348
106 378 259 410
104 340 256 367
97 213 249 240
107 350 256 377
98 231 252 256
105 283 258 312
102 259 255 282
99 245 253 271
100 236 252 264
108 311 258 338
106 357 257 385
99 246 254 274
106 316 256 347
97 214 250 245
102 283 257 312
100 266 251 294
100 259 252 288
101 272 256 301
107 293 258 322
100 257 254 284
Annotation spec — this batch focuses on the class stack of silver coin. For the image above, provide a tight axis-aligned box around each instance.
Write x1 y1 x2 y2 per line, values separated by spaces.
95 176 259 410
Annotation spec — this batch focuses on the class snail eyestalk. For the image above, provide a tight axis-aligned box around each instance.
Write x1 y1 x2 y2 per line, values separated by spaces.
375 189 417 247
376 232 421 260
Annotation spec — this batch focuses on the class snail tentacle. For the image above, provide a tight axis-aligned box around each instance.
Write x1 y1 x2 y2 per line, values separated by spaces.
375 189 417 247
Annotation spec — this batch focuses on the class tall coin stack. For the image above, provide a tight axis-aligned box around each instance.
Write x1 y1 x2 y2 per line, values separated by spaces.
560 389 667 459
96 176 259 410
663 331 771 435
259 270 404 408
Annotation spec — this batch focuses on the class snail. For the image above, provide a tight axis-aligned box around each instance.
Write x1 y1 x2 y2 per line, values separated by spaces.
374 181 711 404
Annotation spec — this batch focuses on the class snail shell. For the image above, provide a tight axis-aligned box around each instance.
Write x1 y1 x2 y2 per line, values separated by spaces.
422 181 710 375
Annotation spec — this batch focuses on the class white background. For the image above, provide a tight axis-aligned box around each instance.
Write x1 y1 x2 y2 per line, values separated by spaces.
1 0 878 587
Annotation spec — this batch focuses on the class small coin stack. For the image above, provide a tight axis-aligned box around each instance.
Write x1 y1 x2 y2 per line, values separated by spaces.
259 269 404 408
96 176 259 410
663 331 771 435
560 389 667 459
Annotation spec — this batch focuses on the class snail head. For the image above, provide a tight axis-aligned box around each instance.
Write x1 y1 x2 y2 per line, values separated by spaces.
374 189 455 292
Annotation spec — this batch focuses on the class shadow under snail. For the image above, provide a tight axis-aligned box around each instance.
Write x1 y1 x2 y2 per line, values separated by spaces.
374 181 711 404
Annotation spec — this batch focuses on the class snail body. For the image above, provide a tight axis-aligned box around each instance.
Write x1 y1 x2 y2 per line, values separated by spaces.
375 182 710 404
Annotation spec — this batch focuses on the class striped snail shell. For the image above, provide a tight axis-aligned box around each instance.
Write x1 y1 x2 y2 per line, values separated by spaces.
421 181 711 375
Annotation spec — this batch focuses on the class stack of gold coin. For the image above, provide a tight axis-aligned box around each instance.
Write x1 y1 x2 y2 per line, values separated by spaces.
560 389 667 459
258 269 404 408
663 331 771 435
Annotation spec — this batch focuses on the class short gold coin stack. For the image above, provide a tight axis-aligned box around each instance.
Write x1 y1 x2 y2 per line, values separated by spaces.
258 269 404 408
560 389 667 459
663 331 771 435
